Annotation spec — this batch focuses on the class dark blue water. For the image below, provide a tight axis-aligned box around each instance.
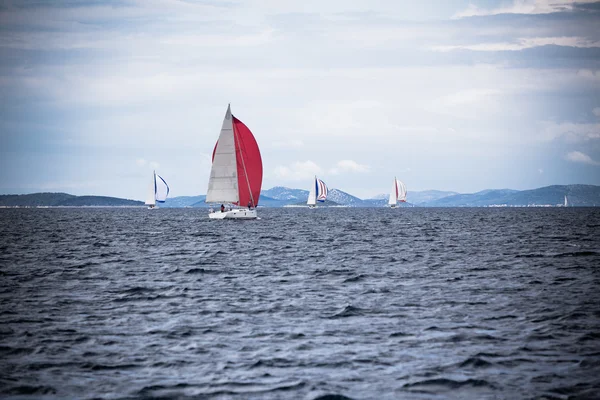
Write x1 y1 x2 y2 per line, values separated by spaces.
1 208 599 399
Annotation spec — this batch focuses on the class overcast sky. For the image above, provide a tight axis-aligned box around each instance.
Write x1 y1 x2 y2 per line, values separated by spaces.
1 0 599 200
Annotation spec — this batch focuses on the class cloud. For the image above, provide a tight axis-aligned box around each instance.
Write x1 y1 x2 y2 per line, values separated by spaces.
538 168 544 174
272 139 304 149
540 121 600 142
432 37 600 52
594 107 600 117
329 159 370 175
136 158 160 169
565 151 600 166
578 70 600 81
273 160 323 181
453 0 598 18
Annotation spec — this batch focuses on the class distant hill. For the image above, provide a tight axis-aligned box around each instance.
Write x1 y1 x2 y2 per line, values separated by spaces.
161 195 206 208
0 193 143 207
424 189 520 207
261 186 309 201
58 196 143 207
408 190 459 205
0 193 76 207
2 184 598 208
422 185 599 207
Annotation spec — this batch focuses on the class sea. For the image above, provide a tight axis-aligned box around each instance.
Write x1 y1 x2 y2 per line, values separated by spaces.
1 207 599 399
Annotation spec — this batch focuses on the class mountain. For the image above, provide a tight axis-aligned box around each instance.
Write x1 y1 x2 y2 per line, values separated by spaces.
325 188 366 207
422 185 599 207
407 190 459 205
261 186 309 201
424 189 519 207
0 193 76 207
161 195 206 208
58 196 143 207
0 193 142 207
2 185 598 208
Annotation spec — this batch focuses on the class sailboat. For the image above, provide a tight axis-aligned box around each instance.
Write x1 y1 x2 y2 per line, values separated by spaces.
564 195 569 207
307 176 328 208
388 177 407 208
145 170 169 209
205 104 263 219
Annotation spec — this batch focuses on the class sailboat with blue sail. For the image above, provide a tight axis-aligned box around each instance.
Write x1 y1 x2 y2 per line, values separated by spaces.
307 176 328 208
145 170 169 209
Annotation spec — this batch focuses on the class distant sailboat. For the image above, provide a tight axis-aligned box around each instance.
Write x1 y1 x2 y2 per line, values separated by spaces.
564 195 569 207
145 170 169 209
307 176 328 208
388 177 407 208
205 104 263 219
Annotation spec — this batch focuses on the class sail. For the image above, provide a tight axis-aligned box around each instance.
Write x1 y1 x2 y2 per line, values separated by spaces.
145 172 156 206
316 178 328 202
206 105 262 206
388 177 397 206
206 106 240 204
397 179 407 202
155 174 169 203
564 195 568 207
232 116 262 207
307 176 316 206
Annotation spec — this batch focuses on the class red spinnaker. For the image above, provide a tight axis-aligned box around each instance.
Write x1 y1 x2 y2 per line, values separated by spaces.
232 116 262 206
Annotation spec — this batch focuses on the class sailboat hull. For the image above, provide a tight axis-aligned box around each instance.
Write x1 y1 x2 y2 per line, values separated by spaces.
208 208 257 220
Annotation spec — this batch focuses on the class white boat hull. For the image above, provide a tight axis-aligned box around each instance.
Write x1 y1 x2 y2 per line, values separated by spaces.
208 208 257 220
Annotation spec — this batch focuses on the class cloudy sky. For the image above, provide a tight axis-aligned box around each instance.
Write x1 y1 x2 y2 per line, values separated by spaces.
1 0 599 199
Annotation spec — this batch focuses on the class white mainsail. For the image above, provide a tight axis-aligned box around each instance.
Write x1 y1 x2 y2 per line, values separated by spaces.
388 177 397 206
307 176 316 206
206 105 239 204
564 195 568 207
145 173 156 207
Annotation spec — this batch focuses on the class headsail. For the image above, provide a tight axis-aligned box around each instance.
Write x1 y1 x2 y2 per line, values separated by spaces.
396 179 407 202
155 174 169 203
307 176 327 206
206 105 263 206
316 178 328 202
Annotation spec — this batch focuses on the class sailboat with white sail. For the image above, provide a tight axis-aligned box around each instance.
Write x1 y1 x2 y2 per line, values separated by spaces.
205 104 263 219
145 170 169 209
388 177 407 208
564 195 569 207
307 176 328 208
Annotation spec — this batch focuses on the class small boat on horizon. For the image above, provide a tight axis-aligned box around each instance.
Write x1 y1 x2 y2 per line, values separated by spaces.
307 176 328 208
388 177 407 208
145 170 169 209
205 104 263 219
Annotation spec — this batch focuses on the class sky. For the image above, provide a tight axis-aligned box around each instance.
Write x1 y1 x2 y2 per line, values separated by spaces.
1 0 599 200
